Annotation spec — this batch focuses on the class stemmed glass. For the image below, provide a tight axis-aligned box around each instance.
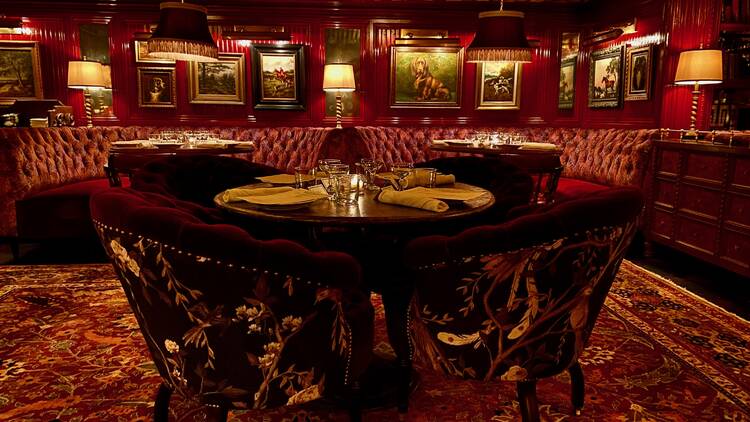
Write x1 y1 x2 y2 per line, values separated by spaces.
390 161 414 191
359 158 384 191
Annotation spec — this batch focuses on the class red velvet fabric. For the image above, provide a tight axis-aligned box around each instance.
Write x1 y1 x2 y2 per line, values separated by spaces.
555 177 610 202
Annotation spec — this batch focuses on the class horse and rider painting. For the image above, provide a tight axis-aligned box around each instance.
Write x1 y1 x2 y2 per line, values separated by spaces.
589 46 624 108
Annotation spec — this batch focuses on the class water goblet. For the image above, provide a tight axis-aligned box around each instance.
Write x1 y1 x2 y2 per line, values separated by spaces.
360 158 383 191
390 161 414 191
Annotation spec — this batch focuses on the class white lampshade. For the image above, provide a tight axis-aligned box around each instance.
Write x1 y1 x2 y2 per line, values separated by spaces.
323 64 356 92
67 60 106 89
674 49 723 85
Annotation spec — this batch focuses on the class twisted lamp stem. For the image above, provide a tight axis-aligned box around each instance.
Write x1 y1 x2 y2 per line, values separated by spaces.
335 94 343 129
688 82 700 136
83 89 93 128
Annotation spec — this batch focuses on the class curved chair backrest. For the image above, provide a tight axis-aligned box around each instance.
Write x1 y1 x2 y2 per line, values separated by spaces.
405 187 642 382
417 157 533 222
90 188 372 409
131 155 281 207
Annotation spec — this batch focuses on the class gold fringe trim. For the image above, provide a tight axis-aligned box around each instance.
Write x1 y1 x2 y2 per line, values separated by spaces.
147 39 218 61
466 47 532 63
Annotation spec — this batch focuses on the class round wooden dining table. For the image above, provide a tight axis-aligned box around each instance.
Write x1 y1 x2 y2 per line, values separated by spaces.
215 181 495 412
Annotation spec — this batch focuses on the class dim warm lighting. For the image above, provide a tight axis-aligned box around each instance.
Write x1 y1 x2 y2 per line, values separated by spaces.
147 1 218 62
323 64 356 129
68 60 106 128
466 0 532 63
674 48 723 139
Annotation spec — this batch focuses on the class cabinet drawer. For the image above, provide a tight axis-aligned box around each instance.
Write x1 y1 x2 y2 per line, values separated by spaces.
677 185 722 220
657 149 680 176
719 230 750 270
650 208 674 240
684 153 724 184
731 157 750 190
675 217 717 255
654 180 677 208
726 194 750 229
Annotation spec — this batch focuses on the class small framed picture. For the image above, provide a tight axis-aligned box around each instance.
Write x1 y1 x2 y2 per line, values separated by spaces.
475 62 521 110
558 56 576 110
133 39 175 64
624 45 653 101
188 53 246 105
252 44 306 110
137 67 176 108
588 46 623 108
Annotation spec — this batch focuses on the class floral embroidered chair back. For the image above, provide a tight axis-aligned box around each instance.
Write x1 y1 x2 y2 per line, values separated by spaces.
405 188 642 419
90 188 373 415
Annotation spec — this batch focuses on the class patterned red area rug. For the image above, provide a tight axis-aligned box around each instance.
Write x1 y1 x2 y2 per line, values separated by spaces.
1 261 749 421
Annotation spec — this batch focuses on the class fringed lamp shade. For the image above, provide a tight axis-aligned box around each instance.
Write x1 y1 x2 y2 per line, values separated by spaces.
147 2 218 62
466 10 533 63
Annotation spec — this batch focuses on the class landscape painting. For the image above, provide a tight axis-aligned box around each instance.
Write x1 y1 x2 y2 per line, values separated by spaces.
0 41 43 104
559 56 576 109
133 39 175 64
588 46 623 108
188 53 246 105
476 61 521 110
252 44 305 110
390 45 462 108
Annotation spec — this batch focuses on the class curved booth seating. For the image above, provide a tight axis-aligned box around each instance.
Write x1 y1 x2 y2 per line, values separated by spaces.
90 188 374 421
130 155 281 208
404 187 643 422
416 157 534 224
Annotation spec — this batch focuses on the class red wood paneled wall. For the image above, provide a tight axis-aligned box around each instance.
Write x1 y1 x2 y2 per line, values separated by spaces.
0 0 722 129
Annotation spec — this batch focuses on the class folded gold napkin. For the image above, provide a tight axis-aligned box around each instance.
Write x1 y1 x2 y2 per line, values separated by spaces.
376 187 449 213
409 187 486 201
519 142 558 150
403 172 455 188
223 186 294 202
225 186 327 206
256 174 315 185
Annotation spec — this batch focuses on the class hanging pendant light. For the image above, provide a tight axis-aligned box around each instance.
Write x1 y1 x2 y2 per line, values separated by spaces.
147 1 218 62
466 0 533 63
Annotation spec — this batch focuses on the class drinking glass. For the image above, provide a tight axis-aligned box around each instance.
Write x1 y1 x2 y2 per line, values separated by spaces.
415 167 437 188
322 163 349 199
390 162 414 191
294 166 308 188
334 174 361 205
360 158 383 191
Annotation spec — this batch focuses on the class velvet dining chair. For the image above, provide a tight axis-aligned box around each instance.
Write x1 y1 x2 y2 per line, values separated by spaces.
403 187 643 421
90 188 374 421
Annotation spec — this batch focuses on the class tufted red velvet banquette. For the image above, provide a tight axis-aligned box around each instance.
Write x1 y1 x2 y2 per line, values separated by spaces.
1 125 658 249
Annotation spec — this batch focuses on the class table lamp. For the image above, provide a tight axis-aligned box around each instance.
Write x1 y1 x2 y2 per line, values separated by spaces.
674 48 723 139
67 60 106 128
323 64 356 129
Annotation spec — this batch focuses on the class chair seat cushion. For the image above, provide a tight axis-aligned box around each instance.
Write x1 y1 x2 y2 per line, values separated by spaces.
15 177 129 239
555 177 608 202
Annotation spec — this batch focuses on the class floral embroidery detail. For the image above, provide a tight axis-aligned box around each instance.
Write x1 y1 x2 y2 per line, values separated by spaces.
164 339 179 354
110 239 140 276
500 365 528 381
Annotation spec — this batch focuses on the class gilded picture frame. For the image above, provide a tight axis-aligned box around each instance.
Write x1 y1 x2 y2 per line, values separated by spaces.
133 39 176 64
137 67 176 108
188 53 246 105
588 46 623 108
624 45 653 102
251 44 306 111
558 56 576 110
0 41 43 104
475 62 521 110
389 45 463 109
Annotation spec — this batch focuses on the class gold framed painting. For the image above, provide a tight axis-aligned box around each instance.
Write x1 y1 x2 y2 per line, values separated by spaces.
475 62 521 110
624 45 653 101
389 45 463 109
588 46 623 109
251 44 306 111
137 67 176 108
0 41 43 104
558 56 576 110
133 39 175 64
188 53 246 105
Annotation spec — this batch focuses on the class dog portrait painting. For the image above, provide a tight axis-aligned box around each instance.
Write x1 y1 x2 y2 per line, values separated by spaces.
390 45 462 108
137 67 176 108
476 61 522 110
624 46 653 102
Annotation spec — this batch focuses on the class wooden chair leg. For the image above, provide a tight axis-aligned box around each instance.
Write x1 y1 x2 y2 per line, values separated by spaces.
348 380 362 422
153 383 172 422
517 380 540 422
569 361 585 415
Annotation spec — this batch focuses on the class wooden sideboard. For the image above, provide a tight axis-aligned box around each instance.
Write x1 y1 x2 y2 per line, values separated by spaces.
646 140 750 278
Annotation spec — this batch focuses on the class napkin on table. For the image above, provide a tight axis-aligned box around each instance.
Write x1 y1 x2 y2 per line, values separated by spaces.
256 174 314 185
376 187 449 213
224 186 327 206
403 172 455 188
408 186 486 201
223 186 294 202
518 142 558 150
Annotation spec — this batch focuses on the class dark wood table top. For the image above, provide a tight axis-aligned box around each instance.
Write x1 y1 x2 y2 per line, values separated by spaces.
214 182 495 226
